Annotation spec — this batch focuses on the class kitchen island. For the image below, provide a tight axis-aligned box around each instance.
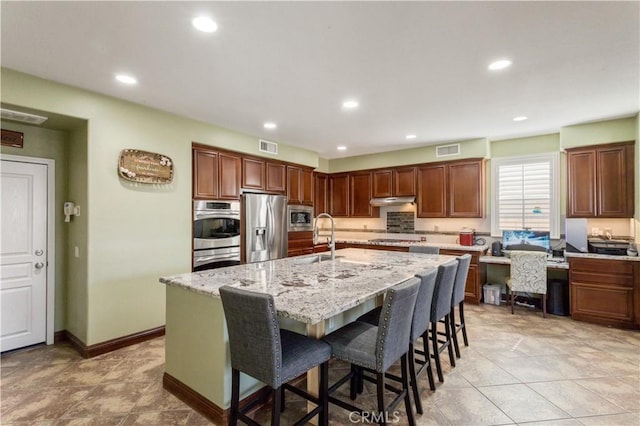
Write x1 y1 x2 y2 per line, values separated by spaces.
160 248 456 423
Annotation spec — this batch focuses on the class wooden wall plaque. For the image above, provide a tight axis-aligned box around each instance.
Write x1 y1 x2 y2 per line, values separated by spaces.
118 149 173 183
1 129 24 148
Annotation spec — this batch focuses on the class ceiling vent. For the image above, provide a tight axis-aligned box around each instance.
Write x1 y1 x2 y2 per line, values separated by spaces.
1 108 48 125
259 139 278 155
436 143 460 157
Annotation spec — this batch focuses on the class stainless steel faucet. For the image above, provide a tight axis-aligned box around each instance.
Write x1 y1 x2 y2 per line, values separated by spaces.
313 212 335 260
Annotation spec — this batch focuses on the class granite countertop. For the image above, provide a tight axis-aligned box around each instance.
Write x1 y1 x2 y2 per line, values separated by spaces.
161 248 457 324
333 233 489 252
564 252 640 262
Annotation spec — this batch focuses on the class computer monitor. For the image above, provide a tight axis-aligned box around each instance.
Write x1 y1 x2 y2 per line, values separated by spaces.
502 229 550 252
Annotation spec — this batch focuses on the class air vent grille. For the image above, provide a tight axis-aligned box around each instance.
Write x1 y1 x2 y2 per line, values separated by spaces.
436 143 460 157
259 139 278 154
1 108 48 125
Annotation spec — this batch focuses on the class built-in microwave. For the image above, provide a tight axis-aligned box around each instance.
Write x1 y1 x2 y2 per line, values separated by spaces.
287 205 313 232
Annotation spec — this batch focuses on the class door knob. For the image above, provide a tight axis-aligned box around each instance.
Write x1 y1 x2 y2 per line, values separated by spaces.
35 249 44 256
35 262 45 269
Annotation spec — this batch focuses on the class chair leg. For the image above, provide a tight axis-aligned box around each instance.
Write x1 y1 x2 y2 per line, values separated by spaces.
511 292 515 314
229 368 240 426
422 330 436 391
376 372 387 426
431 321 444 383
350 364 358 400
401 354 416 426
445 314 455 368
280 382 285 413
357 366 364 394
450 307 461 359
319 361 329 426
408 342 423 415
459 302 469 347
543 293 547 318
271 387 282 426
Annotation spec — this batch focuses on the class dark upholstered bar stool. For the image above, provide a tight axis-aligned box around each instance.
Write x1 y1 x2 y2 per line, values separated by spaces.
408 245 440 255
219 286 331 426
356 269 438 415
323 278 421 426
430 260 458 383
450 254 472 358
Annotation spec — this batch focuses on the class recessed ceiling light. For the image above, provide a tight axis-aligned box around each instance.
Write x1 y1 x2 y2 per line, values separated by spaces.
115 74 137 85
263 122 277 129
488 59 512 71
513 116 528 122
342 100 359 109
406 134 417 140
192 16 218 33
337 146 347 151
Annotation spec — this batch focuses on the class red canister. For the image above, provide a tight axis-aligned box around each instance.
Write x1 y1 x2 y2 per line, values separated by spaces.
459 229 475 246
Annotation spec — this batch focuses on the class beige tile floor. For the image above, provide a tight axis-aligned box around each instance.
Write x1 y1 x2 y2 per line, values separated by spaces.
1 303 639 425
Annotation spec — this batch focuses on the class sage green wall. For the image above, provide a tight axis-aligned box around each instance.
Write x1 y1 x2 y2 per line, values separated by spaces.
1 68 320 345
328 138 488 173
560 116 636 148
636 113 640 242
1 122 69 332
491 134 560 157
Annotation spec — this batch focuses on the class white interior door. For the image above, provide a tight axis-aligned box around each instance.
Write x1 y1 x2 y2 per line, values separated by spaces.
1 160 48 352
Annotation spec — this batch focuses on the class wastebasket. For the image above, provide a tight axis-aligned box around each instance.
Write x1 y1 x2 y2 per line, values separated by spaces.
483 284 503 306
547 279 569 316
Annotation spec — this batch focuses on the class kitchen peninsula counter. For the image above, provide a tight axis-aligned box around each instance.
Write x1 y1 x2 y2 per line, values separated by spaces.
160 248 456 423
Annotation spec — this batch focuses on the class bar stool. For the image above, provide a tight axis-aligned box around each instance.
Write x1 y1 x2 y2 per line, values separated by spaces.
323 277 421 426
219 286 331 426
408 245 440 254
356 269 438 414
450 254 472 358
430 260 458 383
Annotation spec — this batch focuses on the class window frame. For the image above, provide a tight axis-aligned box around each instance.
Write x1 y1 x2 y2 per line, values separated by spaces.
491 153 560 239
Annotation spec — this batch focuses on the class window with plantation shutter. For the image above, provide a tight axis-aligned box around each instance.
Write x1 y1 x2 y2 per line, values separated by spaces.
491 154 559 238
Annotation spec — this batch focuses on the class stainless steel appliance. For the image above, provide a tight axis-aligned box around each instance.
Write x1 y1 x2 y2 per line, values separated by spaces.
243 193 288 263
287 204 313 232
193 200 241 271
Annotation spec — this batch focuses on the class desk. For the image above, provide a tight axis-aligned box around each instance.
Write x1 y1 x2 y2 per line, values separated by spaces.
479 255 569 269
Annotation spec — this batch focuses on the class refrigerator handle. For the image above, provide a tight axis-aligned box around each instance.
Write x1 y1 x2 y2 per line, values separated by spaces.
267 201 275 253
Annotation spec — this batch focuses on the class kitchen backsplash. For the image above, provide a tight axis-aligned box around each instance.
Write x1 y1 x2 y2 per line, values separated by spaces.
386 212 414 233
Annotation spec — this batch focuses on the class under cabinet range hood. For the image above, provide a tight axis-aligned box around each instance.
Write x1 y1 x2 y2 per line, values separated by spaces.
370 196 415 206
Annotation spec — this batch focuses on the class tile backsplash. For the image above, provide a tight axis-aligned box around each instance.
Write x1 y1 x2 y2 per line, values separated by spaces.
387 212 414 233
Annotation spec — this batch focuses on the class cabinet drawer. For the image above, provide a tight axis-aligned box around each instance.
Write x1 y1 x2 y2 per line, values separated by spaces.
571 283 634 322
571 271 633 288
569 257 633 275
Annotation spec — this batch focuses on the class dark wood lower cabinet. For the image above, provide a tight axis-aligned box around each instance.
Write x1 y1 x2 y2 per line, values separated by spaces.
287 231 314 257
569 257 638 329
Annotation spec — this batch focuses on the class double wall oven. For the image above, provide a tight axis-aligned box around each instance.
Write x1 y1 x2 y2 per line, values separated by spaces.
193 200 241 271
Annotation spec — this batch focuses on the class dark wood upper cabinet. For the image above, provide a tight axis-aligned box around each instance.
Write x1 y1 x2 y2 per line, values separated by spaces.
567 141 634 218
329 174 349 217
301 168 314 205
266 162 286 193
417 159 484 218
193 146 241 200
373 167 416 198
242 157 265 190
350 172 377 217
314 173 328 215
287 166 314 205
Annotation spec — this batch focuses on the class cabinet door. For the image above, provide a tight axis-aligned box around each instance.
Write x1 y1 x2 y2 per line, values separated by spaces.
266 162 286 193
287 166 302 204
301 168 314 205
567 150 597 217
597 146 630 217
394 167 416 196
448 160 484 218
242 158 265 190
329 174 349 217
193 148 218 199
350 172 375 217
372 170 393 198
314 173 328 216
417 165 446 217
218 153 241 200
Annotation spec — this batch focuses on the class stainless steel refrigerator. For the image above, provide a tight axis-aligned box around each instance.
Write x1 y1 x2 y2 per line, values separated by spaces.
243 193 288 263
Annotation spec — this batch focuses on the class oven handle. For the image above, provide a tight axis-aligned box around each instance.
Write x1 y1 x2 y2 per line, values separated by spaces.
194 212 240 221
194 254 240 264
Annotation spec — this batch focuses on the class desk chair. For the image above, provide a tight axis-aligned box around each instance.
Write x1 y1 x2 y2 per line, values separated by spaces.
219 286 331 426
505 251 548 318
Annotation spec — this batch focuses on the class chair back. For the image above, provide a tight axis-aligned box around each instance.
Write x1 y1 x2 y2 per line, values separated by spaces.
451 254 472 306
376 277 420 372
509 251 548 295
409 245 440 255
411 269 438 342
219 286 282 388
431 260 459 321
